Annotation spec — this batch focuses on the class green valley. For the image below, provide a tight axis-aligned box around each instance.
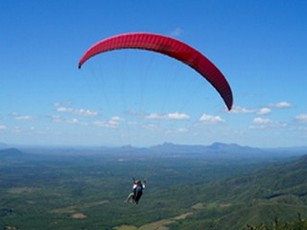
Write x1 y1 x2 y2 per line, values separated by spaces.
0 144 306 229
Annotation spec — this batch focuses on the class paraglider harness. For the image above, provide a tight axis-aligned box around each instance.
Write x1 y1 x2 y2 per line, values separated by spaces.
127 179 146 204
133 181 144 204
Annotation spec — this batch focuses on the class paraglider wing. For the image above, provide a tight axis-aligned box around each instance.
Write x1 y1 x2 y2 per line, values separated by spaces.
78 32 233 110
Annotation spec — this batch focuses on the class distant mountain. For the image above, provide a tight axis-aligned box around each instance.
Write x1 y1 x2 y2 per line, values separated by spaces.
0 148 25 158
2 142 306 159
208 142 261 153
148 142 265 159
149 142 207 153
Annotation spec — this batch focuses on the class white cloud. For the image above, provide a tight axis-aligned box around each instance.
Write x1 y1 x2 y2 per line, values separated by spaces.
231 105 271 115
257 107 271 115
14 115 33 120
230 105 254 114
251 117 286 129
0 125 7 131
253 117 271 124
167 112 190 120
93 116 122 128
145 112 190 120
12 113 33 120
57 107 98 116
230 103 292 115
199 114 224 124
295 114 307 123
52 115 79 124
270 101 292 108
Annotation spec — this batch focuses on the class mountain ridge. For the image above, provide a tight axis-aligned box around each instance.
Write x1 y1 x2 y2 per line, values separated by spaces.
1 142 306 158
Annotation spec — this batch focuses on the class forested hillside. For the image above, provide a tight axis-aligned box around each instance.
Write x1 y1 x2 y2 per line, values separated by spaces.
0 147 306 229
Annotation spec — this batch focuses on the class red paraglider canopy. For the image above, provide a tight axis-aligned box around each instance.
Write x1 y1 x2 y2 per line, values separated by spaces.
78 32 233 110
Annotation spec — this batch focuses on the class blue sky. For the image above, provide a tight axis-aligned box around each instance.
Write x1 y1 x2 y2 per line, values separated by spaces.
1 0 307 147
